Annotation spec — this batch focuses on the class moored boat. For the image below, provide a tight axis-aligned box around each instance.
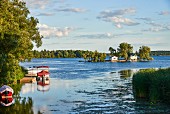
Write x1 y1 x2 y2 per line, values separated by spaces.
0 85 14 106
0 85 14 98
36 70 50 81
26 66 49 76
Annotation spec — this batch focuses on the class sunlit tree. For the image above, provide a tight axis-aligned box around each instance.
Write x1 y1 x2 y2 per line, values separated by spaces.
117 42 133 60
139 46 152 60
0 0 42 83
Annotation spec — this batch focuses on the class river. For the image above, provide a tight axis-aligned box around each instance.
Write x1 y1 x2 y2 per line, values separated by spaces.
1 56 170 114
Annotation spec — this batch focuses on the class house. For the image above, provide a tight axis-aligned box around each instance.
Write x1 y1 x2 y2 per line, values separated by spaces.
130 55 138 61
111 56 118 62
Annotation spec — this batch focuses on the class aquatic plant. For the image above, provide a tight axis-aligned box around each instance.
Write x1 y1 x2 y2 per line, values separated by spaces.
132 68 170 104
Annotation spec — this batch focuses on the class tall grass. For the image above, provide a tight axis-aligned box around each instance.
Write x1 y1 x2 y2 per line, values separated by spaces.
132 68 170 104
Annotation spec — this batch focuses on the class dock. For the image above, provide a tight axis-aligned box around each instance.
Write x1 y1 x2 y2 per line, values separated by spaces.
19 77 36 83
25 73 37 77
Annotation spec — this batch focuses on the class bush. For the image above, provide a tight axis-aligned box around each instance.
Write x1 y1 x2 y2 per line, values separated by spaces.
133 68 170 104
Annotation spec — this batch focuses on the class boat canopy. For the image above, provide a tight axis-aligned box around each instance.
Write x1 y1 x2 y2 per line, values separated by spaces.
0 85 14 94
37 70 49 76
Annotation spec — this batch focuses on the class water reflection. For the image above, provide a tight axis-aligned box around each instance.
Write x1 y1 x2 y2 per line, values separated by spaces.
1 69 170 113
0 97 13 106
70 69 135 113
119 69 133 79
37 79 50 92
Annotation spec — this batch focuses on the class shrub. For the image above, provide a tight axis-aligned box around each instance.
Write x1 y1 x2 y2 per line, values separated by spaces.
133 68 170 104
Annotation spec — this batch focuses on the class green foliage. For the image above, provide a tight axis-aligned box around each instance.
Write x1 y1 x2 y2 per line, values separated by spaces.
109 43 153 61
151 51 170 56
133 68 170 104
82 50 106 62
139 46 152 60
32 50 86 58
0 0 42 84
109 47 116 56
117 42 133 60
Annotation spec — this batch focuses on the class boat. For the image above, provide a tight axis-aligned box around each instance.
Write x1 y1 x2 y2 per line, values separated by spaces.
0 85 14 106
0 85 14 98
0 97 13 107
26 66 49 76
36 70 50 81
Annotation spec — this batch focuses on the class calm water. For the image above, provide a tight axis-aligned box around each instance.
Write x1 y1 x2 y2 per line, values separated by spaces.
1 56 170 114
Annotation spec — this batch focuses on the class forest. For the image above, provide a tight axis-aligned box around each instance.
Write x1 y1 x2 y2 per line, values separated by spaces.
151 51 170 56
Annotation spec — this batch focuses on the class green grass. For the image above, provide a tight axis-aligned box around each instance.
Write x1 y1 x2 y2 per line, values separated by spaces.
132 68 170 104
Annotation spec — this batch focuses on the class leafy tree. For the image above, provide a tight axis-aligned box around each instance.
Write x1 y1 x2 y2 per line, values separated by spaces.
117 42 133 60
109 47 116 56
0 0 42 84
139 46 152 60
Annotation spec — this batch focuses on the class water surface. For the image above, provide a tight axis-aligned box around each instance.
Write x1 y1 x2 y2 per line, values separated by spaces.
1 56 170 113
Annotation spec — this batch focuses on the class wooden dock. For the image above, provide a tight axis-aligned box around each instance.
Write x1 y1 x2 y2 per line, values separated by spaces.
25 73 37 77
19 77 36 83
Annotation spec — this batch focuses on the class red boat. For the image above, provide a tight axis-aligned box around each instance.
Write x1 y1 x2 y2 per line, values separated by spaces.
36 70 50 81
0 85 13 97
0 85 14 106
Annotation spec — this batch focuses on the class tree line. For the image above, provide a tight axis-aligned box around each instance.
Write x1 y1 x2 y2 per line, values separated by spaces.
31 50 106 62
151 51 170 56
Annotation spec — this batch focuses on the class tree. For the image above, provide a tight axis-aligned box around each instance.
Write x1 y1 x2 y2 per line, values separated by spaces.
139 46 152 60
109 47 116 56
117 42 133 60
0 0 42 84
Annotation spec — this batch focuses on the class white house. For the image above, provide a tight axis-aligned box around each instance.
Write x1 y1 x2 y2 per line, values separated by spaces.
111 56 118 62
130 55 138 61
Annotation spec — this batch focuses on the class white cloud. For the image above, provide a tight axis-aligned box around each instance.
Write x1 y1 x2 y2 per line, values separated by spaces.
23 0 51 9
37 24 74 38
97 8 139 28
158 11 170 15
115 23 122 28
98 8 136 18
56 8 87 13
36 12 55 16
109 16 139 26
143 22 170 32
136 17 152 21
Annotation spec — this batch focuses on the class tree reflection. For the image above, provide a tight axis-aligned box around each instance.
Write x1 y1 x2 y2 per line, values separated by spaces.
119 69 132 79
0 84 35 114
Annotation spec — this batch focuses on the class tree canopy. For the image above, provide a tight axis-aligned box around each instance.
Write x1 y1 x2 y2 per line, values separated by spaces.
117 42 133 60
0 0 42 84
139 46 152 60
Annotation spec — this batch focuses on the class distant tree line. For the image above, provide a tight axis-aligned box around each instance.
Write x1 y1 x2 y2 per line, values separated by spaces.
31 50 106 62
32 50 85 58
31 42 153 62
151 51 170 56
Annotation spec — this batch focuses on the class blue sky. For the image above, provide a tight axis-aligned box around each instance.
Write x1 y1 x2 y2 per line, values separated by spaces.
24 0 170 52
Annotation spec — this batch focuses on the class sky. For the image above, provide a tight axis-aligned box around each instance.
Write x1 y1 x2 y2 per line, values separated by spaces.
24 0 170 52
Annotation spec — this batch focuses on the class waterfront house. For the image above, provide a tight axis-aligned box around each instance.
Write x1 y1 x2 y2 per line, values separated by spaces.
130 55 138 62
111 56 118 62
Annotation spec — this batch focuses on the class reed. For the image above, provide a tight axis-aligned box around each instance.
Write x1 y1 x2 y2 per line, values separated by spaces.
132 68 170 104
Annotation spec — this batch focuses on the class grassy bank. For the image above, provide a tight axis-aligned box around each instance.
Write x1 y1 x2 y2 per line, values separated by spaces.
132 68 170 104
